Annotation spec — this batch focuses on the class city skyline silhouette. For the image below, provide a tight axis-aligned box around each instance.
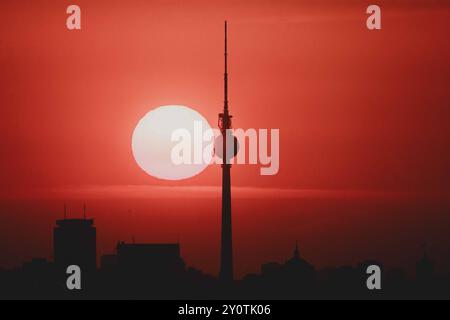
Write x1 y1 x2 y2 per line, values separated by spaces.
0 0 449 300
0 210 449 299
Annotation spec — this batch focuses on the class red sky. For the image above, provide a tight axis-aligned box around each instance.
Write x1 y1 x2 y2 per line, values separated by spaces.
0 0 449 278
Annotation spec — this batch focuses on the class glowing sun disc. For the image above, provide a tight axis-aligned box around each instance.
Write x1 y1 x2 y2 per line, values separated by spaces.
131 105 212 180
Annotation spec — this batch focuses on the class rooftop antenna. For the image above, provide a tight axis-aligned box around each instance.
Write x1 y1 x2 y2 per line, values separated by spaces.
422 241 428 257
64 204 67 220
83 203 87 219
294 241 300 258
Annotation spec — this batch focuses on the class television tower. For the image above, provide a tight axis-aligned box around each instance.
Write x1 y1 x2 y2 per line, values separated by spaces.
218 21 234 282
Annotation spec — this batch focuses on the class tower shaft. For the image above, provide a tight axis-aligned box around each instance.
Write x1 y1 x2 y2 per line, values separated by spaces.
220 161 233 281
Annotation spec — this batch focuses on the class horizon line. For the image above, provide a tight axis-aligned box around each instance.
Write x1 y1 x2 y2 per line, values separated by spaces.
1 184 449 201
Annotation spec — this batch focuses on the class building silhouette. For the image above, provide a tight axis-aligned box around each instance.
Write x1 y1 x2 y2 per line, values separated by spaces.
241 243 317 298
98 242 186 298
53 217 97 273
115 242 185 276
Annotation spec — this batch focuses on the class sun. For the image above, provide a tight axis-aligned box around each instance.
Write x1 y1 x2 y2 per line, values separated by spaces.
131 105 212 180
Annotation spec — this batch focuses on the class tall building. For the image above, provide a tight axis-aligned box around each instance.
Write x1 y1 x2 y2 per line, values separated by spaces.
53 216 97 273
218 21 234 282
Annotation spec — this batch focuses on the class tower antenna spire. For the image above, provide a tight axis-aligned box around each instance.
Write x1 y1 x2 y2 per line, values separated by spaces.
64 204 67 220
224 20 228 112
83 203 87 220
